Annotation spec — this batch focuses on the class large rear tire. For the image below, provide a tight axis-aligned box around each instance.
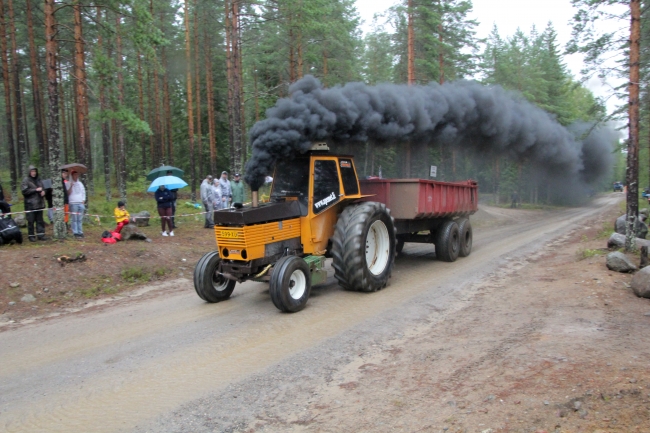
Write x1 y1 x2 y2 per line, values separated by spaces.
331 202 396 292
269 256 311 313
434 220 460 262
457 218 472 257
194 251 236 303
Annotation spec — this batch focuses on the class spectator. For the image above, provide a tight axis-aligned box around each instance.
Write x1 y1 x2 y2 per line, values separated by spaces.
200 174 214 228
231 173 245 204
165 170 178 229
212 178 223 212
21 165 47 242
114 201 130 233
155 185 174 236
66 170 86 238
510 191 520 209
58 169 70 226
219 171 231 209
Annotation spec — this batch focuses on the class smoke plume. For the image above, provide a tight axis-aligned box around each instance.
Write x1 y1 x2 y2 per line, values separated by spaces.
245 75 615 192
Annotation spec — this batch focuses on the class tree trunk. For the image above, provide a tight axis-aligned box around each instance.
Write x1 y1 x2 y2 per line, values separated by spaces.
74 1 90 187
193 0 202 174
8 0 26 177
58 56 68 163
115 12 127 200
137 52 146 172
162 46 173 164
44 0 65 239
626 0 641 251
26 0 47 170
438 22 444 84
225 0 235 168
97 6 111 202
204 29 217 175
0 0 17 199
184 0 196 200
407 0 415 84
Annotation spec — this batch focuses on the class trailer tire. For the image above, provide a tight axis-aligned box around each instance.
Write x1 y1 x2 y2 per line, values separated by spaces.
331 202 396 292
194 251 236 303
269 256 311 313
435 220 460 262
457 218 472 257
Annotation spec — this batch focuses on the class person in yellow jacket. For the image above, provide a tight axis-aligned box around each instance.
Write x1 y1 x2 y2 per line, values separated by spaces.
114 201 130 233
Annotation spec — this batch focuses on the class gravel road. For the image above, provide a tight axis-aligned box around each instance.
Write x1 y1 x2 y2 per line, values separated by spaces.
0 195 625 433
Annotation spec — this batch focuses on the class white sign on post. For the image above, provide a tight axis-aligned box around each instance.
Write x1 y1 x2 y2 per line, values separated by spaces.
430 165 437 178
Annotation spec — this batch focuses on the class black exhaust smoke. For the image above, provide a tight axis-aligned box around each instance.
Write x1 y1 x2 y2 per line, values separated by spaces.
244 75 615 192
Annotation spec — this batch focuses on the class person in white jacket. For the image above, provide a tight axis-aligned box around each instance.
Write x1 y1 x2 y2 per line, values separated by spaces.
212 179 223 211
200 175 214 228
66 170 86 238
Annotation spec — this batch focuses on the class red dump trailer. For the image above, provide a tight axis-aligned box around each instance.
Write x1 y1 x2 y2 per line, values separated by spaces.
359 178 479 260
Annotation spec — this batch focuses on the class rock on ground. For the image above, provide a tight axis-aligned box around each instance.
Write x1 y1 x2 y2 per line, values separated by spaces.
615 214 648 239
607 232 650 250
606 251 638 273
120 224 149 241
132 211 150 227
631 266 650 298
13 214 26 227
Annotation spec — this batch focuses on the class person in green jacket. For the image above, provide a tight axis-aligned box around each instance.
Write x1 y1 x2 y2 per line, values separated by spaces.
231 173 245 204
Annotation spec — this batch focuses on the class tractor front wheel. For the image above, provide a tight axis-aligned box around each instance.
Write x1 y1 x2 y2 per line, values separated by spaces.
331 202 396 292
269 256 312 313
194 251 236 303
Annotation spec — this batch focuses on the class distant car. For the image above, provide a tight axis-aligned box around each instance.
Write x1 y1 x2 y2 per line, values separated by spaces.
613 182 623 192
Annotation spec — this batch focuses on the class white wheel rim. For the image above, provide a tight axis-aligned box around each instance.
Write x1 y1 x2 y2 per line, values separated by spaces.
288 269 307 300
366 220 390 276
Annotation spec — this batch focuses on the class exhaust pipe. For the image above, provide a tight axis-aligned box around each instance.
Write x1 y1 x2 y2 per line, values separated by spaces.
252 190 259 208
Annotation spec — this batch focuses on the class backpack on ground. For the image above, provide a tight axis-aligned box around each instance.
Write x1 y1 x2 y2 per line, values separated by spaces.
0 216 23 245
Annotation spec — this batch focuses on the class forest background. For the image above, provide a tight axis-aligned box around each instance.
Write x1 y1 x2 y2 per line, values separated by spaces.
0 0 641 227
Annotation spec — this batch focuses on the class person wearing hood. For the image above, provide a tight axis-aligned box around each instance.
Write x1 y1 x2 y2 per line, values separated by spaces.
66 170 86 238
218 171 231 210
21 165 47 241
200 175 214 228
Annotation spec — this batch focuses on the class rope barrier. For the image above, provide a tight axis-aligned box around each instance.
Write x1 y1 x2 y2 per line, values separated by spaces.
0 206 222 220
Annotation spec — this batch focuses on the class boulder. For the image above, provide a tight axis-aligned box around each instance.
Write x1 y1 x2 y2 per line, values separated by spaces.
615 214 648 239
13 214 26 227
631 266 650 298
120 224 149 241
606 251 637 273
132 211 150 227
607 232 650 250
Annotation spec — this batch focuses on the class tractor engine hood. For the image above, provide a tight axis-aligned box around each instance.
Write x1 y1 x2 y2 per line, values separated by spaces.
214 200 302 226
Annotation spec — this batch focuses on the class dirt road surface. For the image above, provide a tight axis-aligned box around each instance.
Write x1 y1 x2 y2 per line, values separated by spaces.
2 194 650 433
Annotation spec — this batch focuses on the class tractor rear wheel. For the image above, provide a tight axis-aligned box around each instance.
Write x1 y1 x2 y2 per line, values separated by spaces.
434 220 460 262
269 256 311 313
396 236 405 254
331 202 396 292
194 251 236 303
457 218 473 257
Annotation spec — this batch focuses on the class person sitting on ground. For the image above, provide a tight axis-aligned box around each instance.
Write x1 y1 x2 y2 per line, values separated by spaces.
155 185 175 237
114 201 130 233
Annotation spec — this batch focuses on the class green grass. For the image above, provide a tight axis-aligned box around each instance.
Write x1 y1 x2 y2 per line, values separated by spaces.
595 221 615 240
121 266 151 284
577 248 607 260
